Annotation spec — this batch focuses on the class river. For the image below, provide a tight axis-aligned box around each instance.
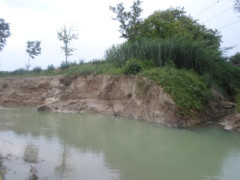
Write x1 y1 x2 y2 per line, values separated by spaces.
0 107 240 180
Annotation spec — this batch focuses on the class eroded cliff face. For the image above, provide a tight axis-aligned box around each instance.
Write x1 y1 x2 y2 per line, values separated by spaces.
0 75 195 127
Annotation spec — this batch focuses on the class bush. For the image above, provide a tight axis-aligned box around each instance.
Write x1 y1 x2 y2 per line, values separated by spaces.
204 60 240 96
141 59 155 69
230 52 240 65
0 71 10 77
11 68 27 75
32 66 42 73
78 59 84 65
90 59 105 65
59 61 78 70
234 88 240 113
105 37 240 97
123 59 142 75
141 67 211 116
46 64 55 71
60 61 70 69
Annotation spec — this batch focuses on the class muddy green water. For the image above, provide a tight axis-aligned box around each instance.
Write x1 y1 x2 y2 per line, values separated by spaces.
0 107 240 180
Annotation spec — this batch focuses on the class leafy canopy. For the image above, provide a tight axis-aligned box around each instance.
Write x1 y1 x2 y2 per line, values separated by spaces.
57 25 78 64
26 41 41 71
0 18 11 52
26 41 41 59
230 52 240 65
109 3 221 50
110 0 143 41
137 7 221 49
234 0 240 12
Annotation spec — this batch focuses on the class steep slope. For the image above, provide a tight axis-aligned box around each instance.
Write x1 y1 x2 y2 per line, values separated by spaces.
0 74 192 127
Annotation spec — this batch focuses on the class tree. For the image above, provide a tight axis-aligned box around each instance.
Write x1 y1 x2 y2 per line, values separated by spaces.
109 0 143 41
0 18 11 52
57 25 78 64
137 7 221 49
234 0 240 12
230 52 240 65
26 41 41 71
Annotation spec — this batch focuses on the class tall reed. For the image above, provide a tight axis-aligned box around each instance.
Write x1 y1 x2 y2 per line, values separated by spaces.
105 37 219 74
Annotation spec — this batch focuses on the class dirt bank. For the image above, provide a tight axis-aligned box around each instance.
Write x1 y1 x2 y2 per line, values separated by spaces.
0 74 234 128
220 113 240 131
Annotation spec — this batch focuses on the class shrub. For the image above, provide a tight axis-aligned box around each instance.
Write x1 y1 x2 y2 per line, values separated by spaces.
234 88 240 113
204 60 240 96
141 59 155 69
141 67 211 116
11 68 27 75
0 71 10 77
78 59 84 65
59 61 78 70
123 59 142 75
46 64 55 71
60 61 70 69
229 52 240 65
90 59 105 65
105 43 130 67
32 66 42 73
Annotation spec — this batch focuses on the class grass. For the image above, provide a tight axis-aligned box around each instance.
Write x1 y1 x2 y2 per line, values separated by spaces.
0 61 123 78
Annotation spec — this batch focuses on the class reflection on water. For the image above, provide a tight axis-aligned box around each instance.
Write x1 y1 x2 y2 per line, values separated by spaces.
23 143 39 163
0 107 240 180
55 145 71 178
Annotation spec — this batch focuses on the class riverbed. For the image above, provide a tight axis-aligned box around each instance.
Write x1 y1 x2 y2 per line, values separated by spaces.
0 107 240 180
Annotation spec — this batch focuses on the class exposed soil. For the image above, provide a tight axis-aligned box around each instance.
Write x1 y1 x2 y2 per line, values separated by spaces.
220 113 240 131
0 74 236 128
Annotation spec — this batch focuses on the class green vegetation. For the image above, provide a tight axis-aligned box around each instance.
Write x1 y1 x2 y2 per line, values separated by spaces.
205 60 240 96
235 89 240 113
140 67 211 116
0 60 122 77
123 58 142 75
46 64 55 71
57 25 78 64
109 0 143 41
0 18 10 52
26 41 41 71
105 37 219 74
137 8 221 49
32 66 42 73
230 52 240 65
105 3 240 115
1 3 240 117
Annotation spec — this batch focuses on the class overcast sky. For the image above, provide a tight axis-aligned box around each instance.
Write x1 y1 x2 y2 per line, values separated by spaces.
0 0 239 71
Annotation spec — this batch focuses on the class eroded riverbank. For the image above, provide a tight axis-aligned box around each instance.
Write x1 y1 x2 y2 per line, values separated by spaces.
0 75 238 129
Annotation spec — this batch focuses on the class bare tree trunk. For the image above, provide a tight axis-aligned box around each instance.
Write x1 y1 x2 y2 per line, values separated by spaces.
26 55 31 71
65 44 68 65
65 55 68 65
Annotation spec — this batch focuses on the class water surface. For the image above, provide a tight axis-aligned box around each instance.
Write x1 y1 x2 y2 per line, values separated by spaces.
0 107 240 180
